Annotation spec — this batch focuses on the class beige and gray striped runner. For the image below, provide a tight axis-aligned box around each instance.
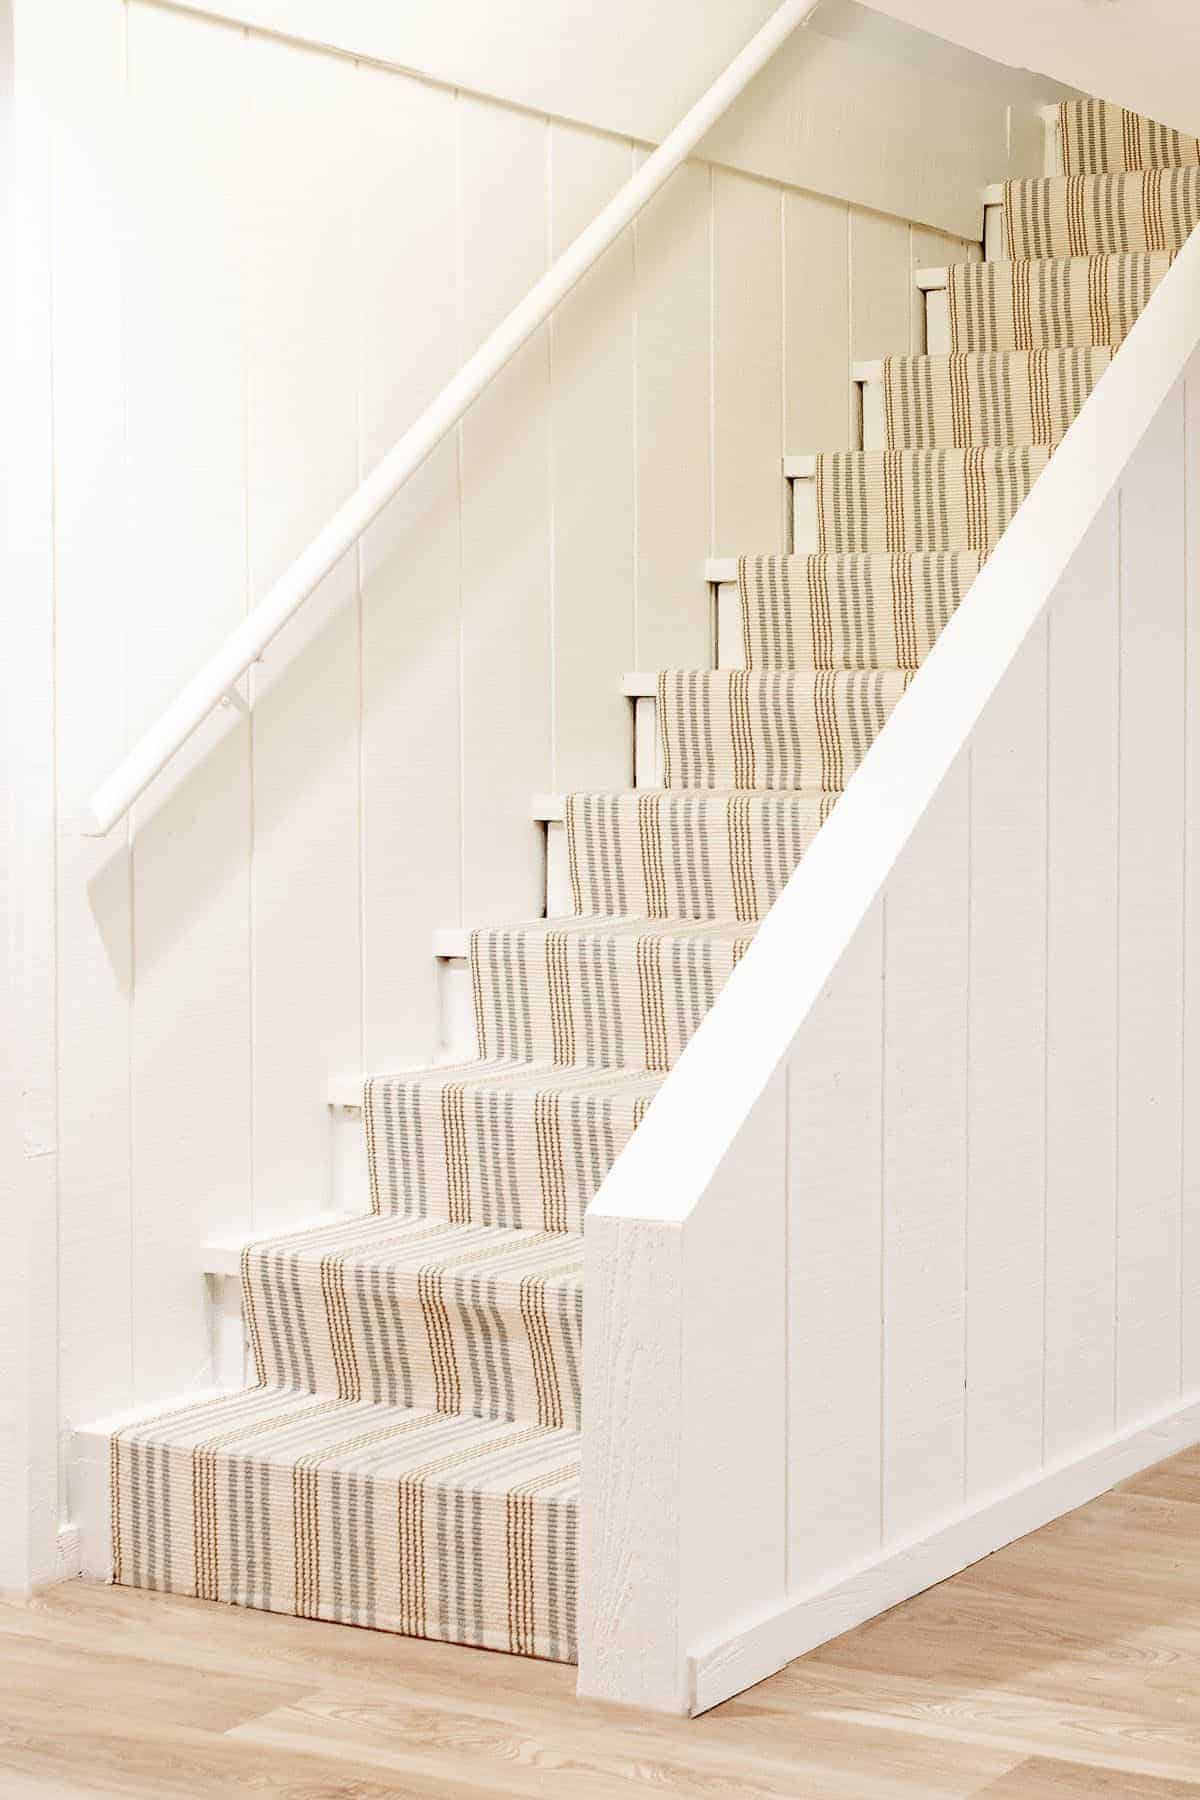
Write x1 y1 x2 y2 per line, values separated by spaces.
565 788 835 922
1059 99 1200 179
242 1212 583 1429
815 447 1051 554
657 669 910 792
947 252 1172 354
881 349 1110 449
737 551 980 671
1004 169 1200 260
365 1057 660 1231
471 915 755 1073
112 1390 578 1660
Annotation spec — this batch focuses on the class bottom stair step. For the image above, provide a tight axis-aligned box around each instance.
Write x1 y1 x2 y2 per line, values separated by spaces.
111 1386 579 1662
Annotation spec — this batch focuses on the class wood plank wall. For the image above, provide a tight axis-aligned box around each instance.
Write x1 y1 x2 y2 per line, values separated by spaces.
784 377 1196 1602
49 0 978 1431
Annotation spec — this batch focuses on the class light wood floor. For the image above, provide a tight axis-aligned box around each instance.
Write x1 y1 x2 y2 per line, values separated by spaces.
4 1449 1200 1798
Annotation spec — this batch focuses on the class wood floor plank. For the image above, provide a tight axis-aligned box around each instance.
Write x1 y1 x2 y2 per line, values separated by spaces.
3 1444 1200 1797
972 1757 1200 1798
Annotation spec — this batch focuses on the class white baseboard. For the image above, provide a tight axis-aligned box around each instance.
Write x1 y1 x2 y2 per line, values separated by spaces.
688 1390 1200 1716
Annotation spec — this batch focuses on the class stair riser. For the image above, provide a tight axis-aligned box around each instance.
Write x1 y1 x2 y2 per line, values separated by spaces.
793 449 1050 556
738 552 981 671
859 350 1110 452
1058 100 1200 178
658 670 909 792
244 1238 583 1432
366 1064 656 1232
471 924 752 1073
1005 168 1200 260
564 791 835 923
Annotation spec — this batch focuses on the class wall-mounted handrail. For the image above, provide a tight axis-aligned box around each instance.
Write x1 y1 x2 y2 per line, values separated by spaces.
85 0 820 836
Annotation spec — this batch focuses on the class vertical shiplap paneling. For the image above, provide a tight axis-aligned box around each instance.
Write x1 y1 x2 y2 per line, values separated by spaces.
458 96 552 923
358 69 462 1068
783 190 850 455
124 1 252 1399
549 125 636 797
684 1067 788 1643
633 159 712 672
51 0 134 1425
908 224 979 353
883 763 969 1540
1184 363 1200 1391
1117 390 1188 1426
243 33 363 1226
1044 500 1120 1461
713 168 784 553
966 627 1047 1498
788 904 883 1586
849 208 912 368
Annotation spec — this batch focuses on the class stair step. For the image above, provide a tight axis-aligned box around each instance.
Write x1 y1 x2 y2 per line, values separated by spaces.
941 251 1174 355
860 349 1111 451
1058 99 1200 178
366 1057 661 1232
241 1212 583 1430
1003 169 1200 260
110 1387 579 1661
738 551 982 670
790 446 1052 555
657 669 910 791
471 915 755 1072
564 789 837 922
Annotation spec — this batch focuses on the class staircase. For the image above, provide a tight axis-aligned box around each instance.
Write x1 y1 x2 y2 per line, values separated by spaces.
105 99 1200 1672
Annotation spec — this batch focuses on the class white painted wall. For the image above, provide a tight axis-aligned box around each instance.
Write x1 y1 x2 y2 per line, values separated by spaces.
581 231 1200 1714
871 0 1200 140
7 0 1052 1579
149 0 1071 239
2 0 59 1593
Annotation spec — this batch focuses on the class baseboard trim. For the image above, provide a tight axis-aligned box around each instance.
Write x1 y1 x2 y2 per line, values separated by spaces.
688 1391 1200 1716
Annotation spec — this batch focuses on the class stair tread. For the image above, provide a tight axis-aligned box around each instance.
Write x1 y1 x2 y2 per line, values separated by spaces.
115 1383 579 1479
248 1210 583 1284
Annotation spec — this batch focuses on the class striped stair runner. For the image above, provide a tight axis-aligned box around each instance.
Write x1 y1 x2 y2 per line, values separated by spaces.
946 251 1174 353
110 93 1200 1665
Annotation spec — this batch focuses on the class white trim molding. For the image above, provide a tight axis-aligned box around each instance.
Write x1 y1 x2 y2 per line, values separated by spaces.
689 1394 1200 1714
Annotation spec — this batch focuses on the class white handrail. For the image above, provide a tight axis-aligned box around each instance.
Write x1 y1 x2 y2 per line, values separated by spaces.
85 0 819 836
